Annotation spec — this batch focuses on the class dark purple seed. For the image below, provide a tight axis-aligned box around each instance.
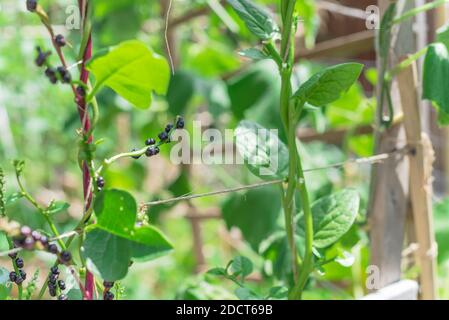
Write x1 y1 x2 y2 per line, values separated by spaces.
145 138 156 146
9 272 17 282
154 147 160 155
51 266 59 275
47 243 58 254
59 251 72 264
15 258 24 269
104 291 114 300
49 273 58 284
103 281 114 289
131 148 141 159
19 269 26 280
165 124 174 133
58 294 68 300
176 117 185 129
58 280 66 290
55 34 66 47
8 252 17 260
145 147 155 157
76 86 86 97
158 132 168 141
49 287 57 297
26 0 38 12
15 277 24 285
97 177 105 189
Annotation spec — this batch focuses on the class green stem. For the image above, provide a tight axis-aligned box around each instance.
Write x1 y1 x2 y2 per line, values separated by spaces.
391 0 449 25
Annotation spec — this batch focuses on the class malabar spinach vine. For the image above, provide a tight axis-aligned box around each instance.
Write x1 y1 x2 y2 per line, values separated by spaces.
225 0 362 299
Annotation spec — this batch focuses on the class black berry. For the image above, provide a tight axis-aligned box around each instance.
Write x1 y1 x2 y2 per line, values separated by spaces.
131 148 141 159
49 273 58 284
35 47 50 67
97 177 105 189
55 34 66 47
104 291 114 300
26 0 38 12
158 131 168 142
15 258 24 269
58 280 66 290
47 243 58 254
45 67 58 84
51 266 60 275
15 277 24 285
58 294 68 300
176 117 185 129
8 252 17 260
76 86 86 97
103 281 114 289
57 66 71 83
145 138 156 146
49 286 57 297
154 146 160 155
9 272 17 282
19 269 26 280
59 251 72 264
165 124 174 133
145 147 156 157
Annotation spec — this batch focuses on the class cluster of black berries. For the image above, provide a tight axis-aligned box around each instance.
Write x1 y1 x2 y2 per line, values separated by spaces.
26 0 38 12
96 176 105 192
8 252 27 286
131 116 185 160
34 47 71 85
103 281 115 300
47 266 68 300
12 226 72 265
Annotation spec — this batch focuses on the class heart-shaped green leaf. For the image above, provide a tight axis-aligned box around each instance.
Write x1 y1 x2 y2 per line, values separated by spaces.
292 63 363 107
235 120 289 180
296 189 360 248
228 0 278 40
82 189 173 281
87 40 170 109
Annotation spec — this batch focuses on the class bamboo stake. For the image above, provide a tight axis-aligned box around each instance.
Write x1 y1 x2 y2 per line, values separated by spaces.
397 59 437 300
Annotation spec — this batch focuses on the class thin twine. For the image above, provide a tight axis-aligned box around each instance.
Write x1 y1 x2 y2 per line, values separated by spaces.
165 0 175 75
144 148 404 207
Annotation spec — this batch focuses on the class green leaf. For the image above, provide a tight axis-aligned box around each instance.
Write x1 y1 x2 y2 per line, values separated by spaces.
45 201 70 215
423 43 449 125
292 63 364 107
0 232 9 252
166 71 196 116
87 40 170 109
378 3 396 59
228 0 278 40
207 268 227 276
238 48 269 61
222 186 282 251
5 192 23 206
297 189 360 248
235 121 289 180
230 256 253 278
235 287 260 300
82 189 173 281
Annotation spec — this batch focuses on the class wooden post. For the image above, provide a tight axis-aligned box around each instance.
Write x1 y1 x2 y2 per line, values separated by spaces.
368 0 415 290
397 61 437 299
